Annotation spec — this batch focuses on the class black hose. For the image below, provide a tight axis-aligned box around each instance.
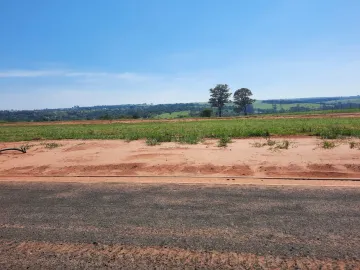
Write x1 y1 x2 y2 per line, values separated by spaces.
0 147 27 153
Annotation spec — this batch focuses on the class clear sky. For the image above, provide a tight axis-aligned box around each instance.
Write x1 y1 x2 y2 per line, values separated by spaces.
1 0 359 110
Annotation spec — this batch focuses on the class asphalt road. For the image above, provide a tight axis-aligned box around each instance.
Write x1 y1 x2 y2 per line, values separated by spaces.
1 181 360 269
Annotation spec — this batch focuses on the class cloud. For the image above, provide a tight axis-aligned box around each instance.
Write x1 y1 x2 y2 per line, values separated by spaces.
0 70 65 78
0 69 149 82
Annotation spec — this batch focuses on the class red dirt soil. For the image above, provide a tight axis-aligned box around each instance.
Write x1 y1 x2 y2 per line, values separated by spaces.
1 137 360 181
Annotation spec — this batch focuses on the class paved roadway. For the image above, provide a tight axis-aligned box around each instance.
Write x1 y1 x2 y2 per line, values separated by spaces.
0 181 360 269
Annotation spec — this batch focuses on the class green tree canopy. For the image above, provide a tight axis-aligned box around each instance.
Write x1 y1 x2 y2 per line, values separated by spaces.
208 84 232 117
233 88 255 116
200 108 213 117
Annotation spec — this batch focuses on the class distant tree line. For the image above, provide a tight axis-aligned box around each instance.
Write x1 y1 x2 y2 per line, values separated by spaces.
263 96 360 105
0 103 209 122
1 92 359 122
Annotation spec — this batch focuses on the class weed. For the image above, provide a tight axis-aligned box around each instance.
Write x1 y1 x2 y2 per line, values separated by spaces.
218 136 232 147
42 142 62 149
252 139 292 150
349 141 360 149
322 141 336 149
275 140 290 150
177 135 201 144
20 144 34 151
146 138 160 146
266 139 276 146
319 126 353 139
252 142 264 148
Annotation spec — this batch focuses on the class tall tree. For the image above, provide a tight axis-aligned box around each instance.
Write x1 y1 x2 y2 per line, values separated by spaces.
233 88 255 116
208 84 232 117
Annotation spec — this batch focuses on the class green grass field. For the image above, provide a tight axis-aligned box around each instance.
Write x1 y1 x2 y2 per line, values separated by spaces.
1 117 360 143
154 111 190 119
253 101 321 110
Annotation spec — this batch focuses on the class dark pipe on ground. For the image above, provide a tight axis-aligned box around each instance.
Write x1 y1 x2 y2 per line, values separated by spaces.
0 147 27 153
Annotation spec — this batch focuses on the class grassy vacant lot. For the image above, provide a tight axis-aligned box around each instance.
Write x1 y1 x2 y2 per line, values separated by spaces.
1 117 360 143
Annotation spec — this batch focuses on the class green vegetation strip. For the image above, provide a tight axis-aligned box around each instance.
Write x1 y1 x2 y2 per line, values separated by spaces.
1 117 360 143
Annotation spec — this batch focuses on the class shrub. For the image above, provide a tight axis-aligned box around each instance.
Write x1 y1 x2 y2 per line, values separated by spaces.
252 142 263 148
349 141 360 149
200 108 213 117
178 135 201 144
275 140 290 150
266 139 276 146
322 141 336 149
218 136 232 147
146 138 160 146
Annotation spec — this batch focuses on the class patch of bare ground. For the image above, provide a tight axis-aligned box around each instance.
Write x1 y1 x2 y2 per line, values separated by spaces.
2 165 51 175
2 138 360 179
128 153 180 160
50 163 146 175
1 241 359 269
344 164 360 172
307 163 336 171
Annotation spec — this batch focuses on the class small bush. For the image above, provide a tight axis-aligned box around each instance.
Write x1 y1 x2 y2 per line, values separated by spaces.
218 136 232 147
266 139 276 146
275 140 290 150
146 138 160 146
177 135 201 144
349 141 360 149
322 141 336 149
252 142 264 148
200 108 213 117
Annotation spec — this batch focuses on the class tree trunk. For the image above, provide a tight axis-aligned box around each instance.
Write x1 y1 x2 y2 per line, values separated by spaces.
218 107 222 117
244 106 247 116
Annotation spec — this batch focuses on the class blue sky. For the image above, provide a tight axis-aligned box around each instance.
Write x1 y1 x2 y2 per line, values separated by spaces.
1 0 359 109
